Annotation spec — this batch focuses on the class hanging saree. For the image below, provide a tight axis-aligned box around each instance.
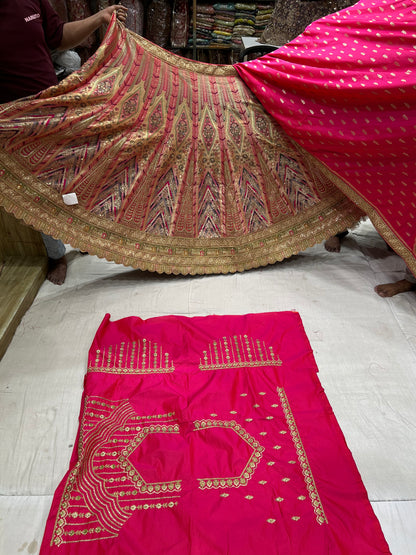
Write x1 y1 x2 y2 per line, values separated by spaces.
236 0 416 276
0 15 364 275
40 311 390 554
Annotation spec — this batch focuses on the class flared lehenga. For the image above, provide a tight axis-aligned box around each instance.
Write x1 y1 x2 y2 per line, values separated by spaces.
0 16 364 275
1 0 415 276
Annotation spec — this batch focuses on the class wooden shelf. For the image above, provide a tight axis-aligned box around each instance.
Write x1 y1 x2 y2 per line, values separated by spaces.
0 207 47 360
0 256 47 360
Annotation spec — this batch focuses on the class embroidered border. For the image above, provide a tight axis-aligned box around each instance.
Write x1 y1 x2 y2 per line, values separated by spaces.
120 424 182 494
199 335 282 371
88 339 175 374
194 419 265 489
277 387 328 525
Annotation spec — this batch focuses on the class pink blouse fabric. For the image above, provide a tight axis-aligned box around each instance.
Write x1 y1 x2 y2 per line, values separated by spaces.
235 0 416 272
41 312 390 554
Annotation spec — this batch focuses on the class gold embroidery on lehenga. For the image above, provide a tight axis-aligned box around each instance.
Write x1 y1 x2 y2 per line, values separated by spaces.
199 335 282 370
277 387 328 525
0 17 368 276
88 339 175 374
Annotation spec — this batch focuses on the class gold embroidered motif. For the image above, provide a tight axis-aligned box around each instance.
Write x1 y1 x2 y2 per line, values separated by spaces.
277 387 328 525
131 501 178 511
88 339 175 374
119 424 182 495
275 497 284 502
245 495 254 500
199 335 282 371
51 398 181 547
194 420 264 490
267 518 276 524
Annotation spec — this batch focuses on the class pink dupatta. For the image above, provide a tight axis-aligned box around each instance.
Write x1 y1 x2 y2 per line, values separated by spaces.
235 0 416 274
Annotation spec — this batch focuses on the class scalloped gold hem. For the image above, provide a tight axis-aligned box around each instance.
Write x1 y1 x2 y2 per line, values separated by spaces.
0 150 364 276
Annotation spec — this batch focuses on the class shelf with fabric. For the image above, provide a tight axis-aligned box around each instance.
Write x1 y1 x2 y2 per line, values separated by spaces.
186 0 275 63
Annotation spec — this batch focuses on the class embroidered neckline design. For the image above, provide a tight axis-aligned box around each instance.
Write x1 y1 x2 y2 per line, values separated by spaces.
199 335 282 371
88 339 175 374
194 419 264 489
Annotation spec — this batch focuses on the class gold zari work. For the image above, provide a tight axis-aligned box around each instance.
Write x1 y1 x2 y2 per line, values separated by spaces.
0 20 364 274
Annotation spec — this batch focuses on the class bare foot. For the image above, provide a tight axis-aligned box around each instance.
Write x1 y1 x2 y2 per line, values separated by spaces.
325 235 342 252
374 279 415 298
47 256 67 285
324 230 349 253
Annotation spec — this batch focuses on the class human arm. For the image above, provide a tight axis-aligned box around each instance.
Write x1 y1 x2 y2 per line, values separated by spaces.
59 5 128 50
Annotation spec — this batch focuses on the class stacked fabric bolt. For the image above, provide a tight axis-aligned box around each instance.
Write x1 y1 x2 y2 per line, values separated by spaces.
254 3 274 38
189 3 215 46
232 2 256 48
212 3 235 45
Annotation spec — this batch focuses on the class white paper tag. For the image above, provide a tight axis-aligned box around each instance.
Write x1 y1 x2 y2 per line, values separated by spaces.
62 193 78 206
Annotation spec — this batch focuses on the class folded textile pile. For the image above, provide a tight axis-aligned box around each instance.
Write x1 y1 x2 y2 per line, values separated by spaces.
212 3 236 45
232 3 273 48
188 3 215 46
189 2 274 50
254 3 274 37
233 3 256 36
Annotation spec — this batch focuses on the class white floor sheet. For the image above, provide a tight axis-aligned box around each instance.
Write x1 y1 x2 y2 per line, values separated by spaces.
1 219 415 555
